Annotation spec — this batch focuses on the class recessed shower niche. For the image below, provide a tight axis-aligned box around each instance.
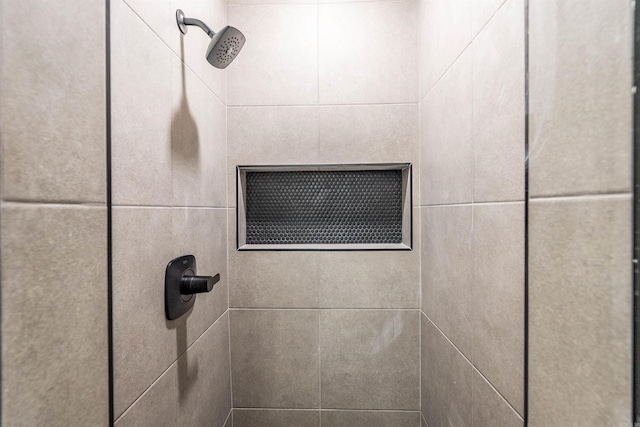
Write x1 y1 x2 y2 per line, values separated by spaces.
236 164 412 250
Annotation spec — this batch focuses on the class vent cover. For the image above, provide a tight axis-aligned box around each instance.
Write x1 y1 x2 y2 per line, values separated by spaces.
237 164 412 251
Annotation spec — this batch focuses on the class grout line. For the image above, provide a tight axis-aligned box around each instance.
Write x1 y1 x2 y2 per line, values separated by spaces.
228 307 421 311
418 200 523 208
222 408 233 427
112 204 229 210
226 102 419 108
1 200 106 208
529 192 632 202
234 407 421 412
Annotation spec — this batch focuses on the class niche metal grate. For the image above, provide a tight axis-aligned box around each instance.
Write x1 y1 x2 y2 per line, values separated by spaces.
237 164 412 251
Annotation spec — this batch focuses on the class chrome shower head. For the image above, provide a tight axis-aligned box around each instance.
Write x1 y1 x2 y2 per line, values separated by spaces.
176 9 246 69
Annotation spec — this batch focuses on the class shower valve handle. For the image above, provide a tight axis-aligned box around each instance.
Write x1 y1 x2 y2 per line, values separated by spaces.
180 273 220 295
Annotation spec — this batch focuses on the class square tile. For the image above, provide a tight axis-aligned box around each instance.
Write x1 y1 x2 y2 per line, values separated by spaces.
230 309 320 408
319 1 417 104
320 310 420 410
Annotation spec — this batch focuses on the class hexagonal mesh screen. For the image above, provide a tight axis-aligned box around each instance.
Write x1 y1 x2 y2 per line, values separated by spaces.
245 170 403 245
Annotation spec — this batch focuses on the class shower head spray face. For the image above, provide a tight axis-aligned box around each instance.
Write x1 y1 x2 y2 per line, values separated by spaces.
206 26 246 69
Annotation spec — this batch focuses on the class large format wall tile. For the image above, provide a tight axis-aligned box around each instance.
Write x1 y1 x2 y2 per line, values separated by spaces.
318 0 417 105
1 204 108 426
321 410 420 427
320 310 420 410
529 196 632 426
227 106 320 207
472 0 524 203
421 314 472 427
421 205 473 357
0 1 106 203
172 57 227 208
529 0 632 197
230 310 320 408
420 51 473 206
471 0 506 36
228 209 320 308
233 409 320 427
227 4 318 106
111 0 173 206
418 0 471 98
472 370 523 427
472 203 524 415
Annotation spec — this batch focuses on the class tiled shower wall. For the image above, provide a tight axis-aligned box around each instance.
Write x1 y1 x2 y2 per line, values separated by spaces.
418 0 526 426
110 0 231 425
225 0 421 424
0 1 109 425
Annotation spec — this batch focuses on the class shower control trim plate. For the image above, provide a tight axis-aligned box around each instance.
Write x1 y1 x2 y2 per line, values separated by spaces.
165 255 220 320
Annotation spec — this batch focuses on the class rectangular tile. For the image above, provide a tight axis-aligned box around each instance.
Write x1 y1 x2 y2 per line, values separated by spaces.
227 4 318 105
472 0 525 203
421 314 472 427
321 410 420 427
529 196 632 426
230 310 320 408
1 204 109 425
233 409 319 427
472 203 524 415
320 310 420 410
472 369 523 427
319 1 417 104
529 0 632 197
420 51 473 206
421 205 473 357
1 1 106 203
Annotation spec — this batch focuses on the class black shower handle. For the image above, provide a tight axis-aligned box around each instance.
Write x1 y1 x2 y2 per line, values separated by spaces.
180 273 220 295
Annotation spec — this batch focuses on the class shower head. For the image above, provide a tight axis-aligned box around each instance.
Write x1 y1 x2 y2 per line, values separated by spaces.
176 9 246 69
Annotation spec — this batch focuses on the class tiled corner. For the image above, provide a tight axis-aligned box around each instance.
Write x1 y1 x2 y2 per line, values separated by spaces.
171 56 227 208
1 204 109 426
111 0 173 206
472 203 524 415
528 0 632 197
233 409 320 427
230 309 320 408
418 0 472 98
321 410 421 427
421 205 473 357
0 1 106 203
421 314 472 427
529 196 632 426
227 106 320 207
318 0 417 104
320 310 420 410
472 369 524 427
227 4 318 106
472 0 525 203
176 313 232 427
318 208 420 309
228 209 320 308
114 365 178 427
420 51 473 206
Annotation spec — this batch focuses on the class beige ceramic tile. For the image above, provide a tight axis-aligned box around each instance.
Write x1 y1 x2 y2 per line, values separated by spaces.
529 196 632 426
421 314 472 427
321 410 420 427
472 0 525 203
111 0 173 206
320 310 420 410
319 1 417 104
418 0 471 98
529 0 632 197
227 106 320 207
0 1 106 203
472 203 524 415
176 314 232 427
227 4 318 105
1 204 109 426
233 409 320 426
228 209 319 308
420 51 473 206
472 369 524 427
230 309 320 408
421 205 473 357
172 55 227 207
114 365 178 427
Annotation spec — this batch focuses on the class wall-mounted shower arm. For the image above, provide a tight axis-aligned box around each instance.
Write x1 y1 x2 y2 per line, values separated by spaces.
176 10 214 37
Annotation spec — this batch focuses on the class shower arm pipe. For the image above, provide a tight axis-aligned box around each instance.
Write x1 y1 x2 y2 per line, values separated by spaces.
182 17 215 38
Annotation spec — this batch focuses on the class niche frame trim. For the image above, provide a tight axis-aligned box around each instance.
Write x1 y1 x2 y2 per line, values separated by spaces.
236 163 413 251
